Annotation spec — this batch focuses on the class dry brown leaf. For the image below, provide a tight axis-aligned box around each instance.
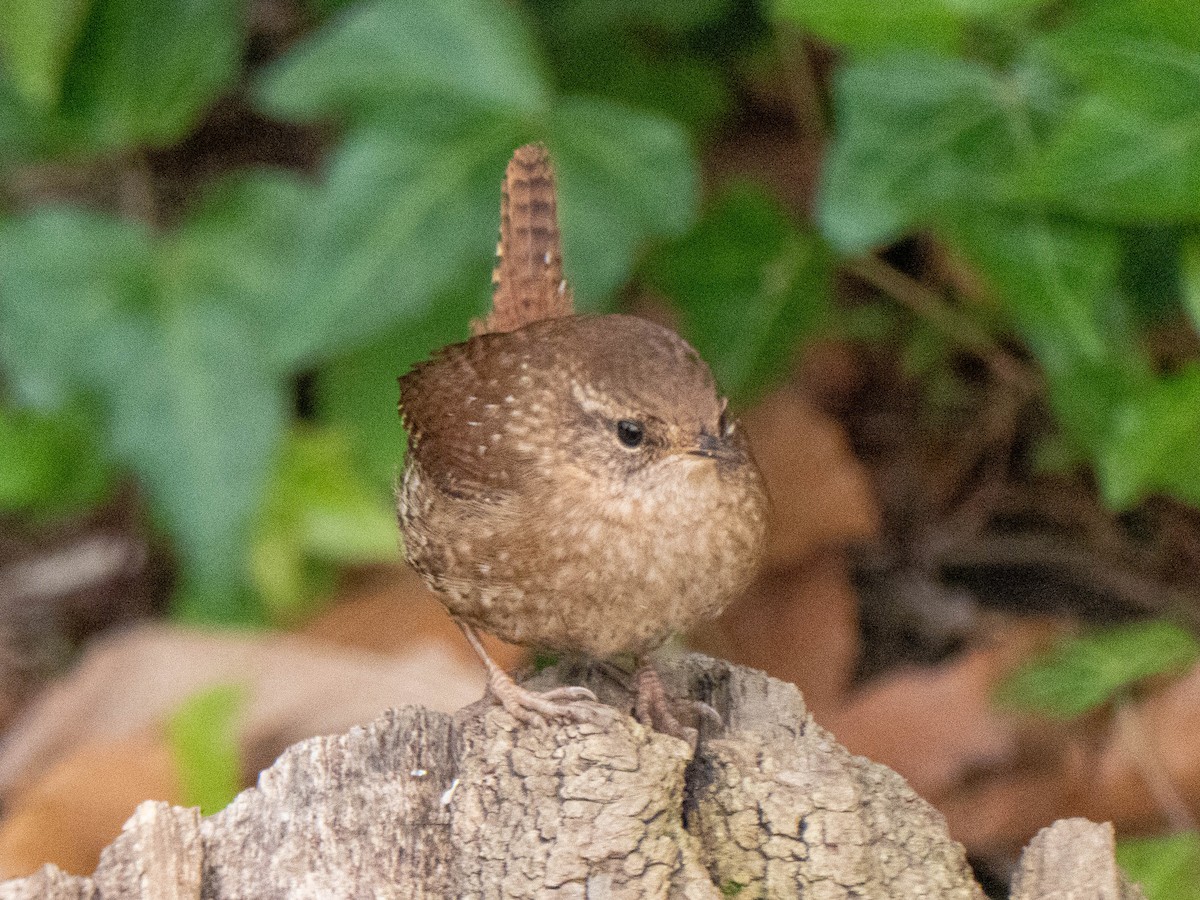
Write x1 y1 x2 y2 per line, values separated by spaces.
0 729 180 879
302 565 525 672
690 551 860 720
0 622 485 802
741 389 879 570
1084 661 1200 834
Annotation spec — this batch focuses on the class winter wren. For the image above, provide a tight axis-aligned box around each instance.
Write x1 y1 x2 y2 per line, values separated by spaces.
397 144 768 728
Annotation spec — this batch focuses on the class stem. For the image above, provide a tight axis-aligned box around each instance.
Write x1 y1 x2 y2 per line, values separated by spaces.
848 254 1038 395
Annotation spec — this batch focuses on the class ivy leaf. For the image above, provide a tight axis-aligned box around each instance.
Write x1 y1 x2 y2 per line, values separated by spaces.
995 620 1200 719
254 0 698 322
103 305 286 620
819 54 1037 253
0 0 92 107
548 96 697 306
0 208 287 622
946 212 1200 508
314 268 489 497
273 117 522 365
0 208 155 408
166 683 244 816
1027 11 1200 221
168 171 318 374
54 0 244 153
646 184 832 403
775 0 965 54
773 0 1053 56
941 213 1143 475
1181 234 1200 336
546 0 731 34
1098 365 1200 509
0 405 113 517
254 0 549 122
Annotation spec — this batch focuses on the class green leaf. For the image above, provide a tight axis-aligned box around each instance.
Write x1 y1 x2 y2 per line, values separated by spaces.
0 0 92 107
545 0 731 34
0 208 155 407
818 54 1038 253
252 426 397 622
278 103 696 343
1033 100 1200 222
0 71 52 161
774 0 965 54
104 306 286 620
0 206 292 621
1182 235 1200 336
55 0 244 153
1099 364 1200 509
529 0 737 135
273 117 522 364
1026 26 1200 220
941 213 1145 458
0 405 113 516
166 683 244 816
1121 226 1184 325
646 183 832 402
995 620 1200 719
314 268 489 496
775 0 1053 54
254 0 549 123
945 213 1200 508
1117 832 1200 900
1034 2 1200 114
255 0 699 319
538 37 730 137
548 96 698 305
168 170 318 374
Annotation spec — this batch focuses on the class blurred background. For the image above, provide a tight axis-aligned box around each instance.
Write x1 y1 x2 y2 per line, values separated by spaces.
1 0 1200 894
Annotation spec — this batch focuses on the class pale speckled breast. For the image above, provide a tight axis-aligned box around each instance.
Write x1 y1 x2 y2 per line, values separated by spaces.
397 446 768 659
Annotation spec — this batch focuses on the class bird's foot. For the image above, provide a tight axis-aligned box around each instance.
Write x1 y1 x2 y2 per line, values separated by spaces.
488 668 607 726
634 664 711 746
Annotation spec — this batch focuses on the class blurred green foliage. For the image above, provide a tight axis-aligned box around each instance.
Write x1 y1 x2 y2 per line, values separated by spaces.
646 183 832 403
252 426 396 623
794 0 1200 510
0 404 112 517
0 0 710 620
1117 832 1200 900
995 621 1200 718
1 0 1199 646
166 683 244 816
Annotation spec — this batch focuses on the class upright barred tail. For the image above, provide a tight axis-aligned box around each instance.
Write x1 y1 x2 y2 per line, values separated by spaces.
473 143 574 336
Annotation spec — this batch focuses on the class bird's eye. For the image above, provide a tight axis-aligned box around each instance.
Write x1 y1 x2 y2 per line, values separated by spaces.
616 420 645 448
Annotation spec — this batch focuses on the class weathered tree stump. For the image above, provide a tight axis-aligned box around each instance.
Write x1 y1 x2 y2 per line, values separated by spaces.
0 654 1144 898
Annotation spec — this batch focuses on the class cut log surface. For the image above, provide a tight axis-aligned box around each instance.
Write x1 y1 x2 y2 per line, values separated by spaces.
0 654 1143 899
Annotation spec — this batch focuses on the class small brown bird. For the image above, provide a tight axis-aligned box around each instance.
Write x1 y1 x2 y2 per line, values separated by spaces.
397 144 768 730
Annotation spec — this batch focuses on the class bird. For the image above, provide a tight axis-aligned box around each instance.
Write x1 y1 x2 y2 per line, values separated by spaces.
396 143 768 733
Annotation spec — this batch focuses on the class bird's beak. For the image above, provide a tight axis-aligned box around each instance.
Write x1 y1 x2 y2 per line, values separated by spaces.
687 432 737 462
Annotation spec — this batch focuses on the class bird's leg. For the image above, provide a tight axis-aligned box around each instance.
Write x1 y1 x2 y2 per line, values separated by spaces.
456 620 603 725
633 660 696 744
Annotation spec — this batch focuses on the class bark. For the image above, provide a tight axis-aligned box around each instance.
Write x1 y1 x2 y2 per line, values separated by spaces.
0 654 1144 899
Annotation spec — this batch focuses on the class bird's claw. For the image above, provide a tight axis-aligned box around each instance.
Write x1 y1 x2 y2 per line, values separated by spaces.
489 676 607 726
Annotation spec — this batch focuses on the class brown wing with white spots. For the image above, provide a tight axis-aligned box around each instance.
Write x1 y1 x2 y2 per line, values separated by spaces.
398 333 528 497
473 143 573 337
